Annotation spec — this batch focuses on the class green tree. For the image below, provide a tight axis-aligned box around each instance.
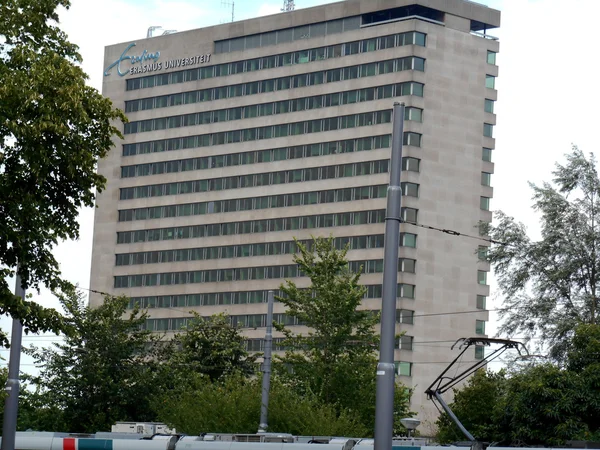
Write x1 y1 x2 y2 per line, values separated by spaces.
436 370 508 444
155 372 369 437
28 289 161 432
274 236 413 436
436 325 600 446
164 312 257 382
485 146 600 360
0 0 125 346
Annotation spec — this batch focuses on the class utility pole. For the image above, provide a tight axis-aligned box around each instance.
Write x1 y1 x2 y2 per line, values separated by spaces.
258 290 275 433
374 103 405 450
1 270 26 450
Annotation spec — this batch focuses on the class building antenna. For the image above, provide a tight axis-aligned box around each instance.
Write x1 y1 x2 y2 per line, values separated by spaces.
221 0 235 22
282 0 295 12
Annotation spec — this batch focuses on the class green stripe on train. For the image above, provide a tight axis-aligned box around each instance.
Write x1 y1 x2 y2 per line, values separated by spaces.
78 439 114 450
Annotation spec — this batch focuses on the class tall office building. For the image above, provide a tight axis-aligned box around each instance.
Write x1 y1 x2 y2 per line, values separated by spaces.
92 0 500 431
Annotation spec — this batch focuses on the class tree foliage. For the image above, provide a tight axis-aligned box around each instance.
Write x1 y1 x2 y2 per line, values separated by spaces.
436 325 600 446
163 312 257 383
28 289 161 432
155 373 369 437
485 146 600 359
274 236 413 436
0 0 125 346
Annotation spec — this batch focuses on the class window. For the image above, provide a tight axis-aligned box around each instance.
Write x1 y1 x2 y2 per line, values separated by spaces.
396 361 412 377
483 123 494 138
478 245 488 260
482 147 492 162
402 157 420 172
402 207 418 223
397 309 414 325
475 345 485 360
476 295 486 310
481 172 491 186
480 196 491 211
402 182 419 197
487 50 497 65
401 233 417 248
405 107 423 123
476 320 486 335
403 132 421 147
485 99 494 114
399 284 415 299
400 259 416 273
477 270 488 285
485 75 496 89
399 336 413 351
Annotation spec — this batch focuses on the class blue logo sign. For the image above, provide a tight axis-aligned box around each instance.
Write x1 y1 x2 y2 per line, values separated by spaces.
104 43 160 77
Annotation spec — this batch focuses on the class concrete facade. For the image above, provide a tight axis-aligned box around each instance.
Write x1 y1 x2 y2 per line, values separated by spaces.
92 0 500 434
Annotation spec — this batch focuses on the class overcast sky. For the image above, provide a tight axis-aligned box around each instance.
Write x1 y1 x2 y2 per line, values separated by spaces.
2 0 600 369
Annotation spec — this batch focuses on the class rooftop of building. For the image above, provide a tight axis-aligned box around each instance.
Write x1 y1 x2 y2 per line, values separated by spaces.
105 0 500 52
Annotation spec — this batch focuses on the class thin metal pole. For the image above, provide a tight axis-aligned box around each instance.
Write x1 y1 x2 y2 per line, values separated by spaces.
1 270 25 450
433 391 476 442
374 103 405 450
258 290 275 433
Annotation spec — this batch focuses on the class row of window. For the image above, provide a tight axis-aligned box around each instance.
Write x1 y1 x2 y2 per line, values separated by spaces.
121 135 392 179
122 108 410 157
127 283 417 310
123 84 424 135
119 159 393 200
214 16 363 54
116 208 420 244
113 257 418 288
115 232 418 267
142 308 416 332
126 31 427 91
124 56 425 114
118 180 420 223
244 334 415 352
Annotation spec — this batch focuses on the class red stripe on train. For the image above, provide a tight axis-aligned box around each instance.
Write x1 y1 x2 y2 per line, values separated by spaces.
64 437 76 450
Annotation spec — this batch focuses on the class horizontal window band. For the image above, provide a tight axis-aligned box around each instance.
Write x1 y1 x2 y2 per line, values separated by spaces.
124 57 425 114
126 31 426 91
122 109 423 157
127 283 416 310
144 307 416 332
121 134 392 179
119 159 392 201
116 208 419 245
116 232 418 266
123 83 424 135
118 180 421 223
114 257 417 289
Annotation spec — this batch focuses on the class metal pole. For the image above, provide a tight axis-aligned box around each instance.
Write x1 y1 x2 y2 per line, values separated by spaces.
1 270 25 450
258 290 275 433
433 391 476 442
374 103 405 450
